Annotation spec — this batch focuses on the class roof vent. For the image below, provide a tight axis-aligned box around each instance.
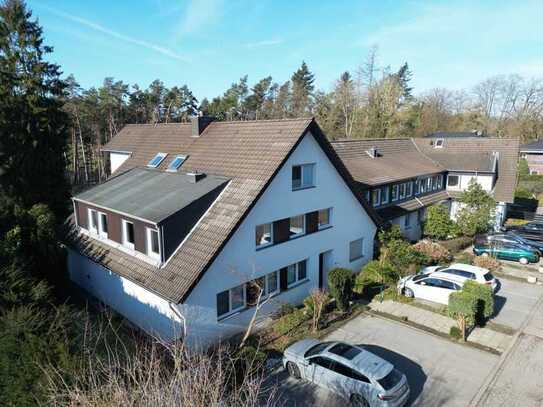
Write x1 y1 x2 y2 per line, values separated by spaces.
366 147 379 158
191 114 214 137
186 170 206 183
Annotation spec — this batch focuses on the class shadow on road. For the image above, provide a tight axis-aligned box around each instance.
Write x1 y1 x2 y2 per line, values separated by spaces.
359 344 427 406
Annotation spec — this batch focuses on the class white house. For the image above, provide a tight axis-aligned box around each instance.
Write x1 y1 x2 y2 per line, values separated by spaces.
67 118 379 348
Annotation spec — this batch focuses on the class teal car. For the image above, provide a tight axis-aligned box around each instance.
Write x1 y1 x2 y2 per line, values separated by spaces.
473 241 540 264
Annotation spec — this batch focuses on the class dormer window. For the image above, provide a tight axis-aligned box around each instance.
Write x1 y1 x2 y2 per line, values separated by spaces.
146 227 161 261
147 153 167 168
166 155 187 172
434 139 444 148
122 219 135 250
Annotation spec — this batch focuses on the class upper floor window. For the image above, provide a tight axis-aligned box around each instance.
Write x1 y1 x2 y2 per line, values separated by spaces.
381 186 389 204
255 223 273 248
318 208 332 229
147 152 167 168
122 219 135 250
391 185 399 202
399 183 406 200
146 227 161 261
448 175 459 187
88 208 108 238
292 164 315 190
364 190 370 202
166 155 187 172
371 189 381 206
289 215 305 238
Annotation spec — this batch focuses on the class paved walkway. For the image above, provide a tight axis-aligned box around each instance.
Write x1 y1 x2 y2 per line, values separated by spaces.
370 300 513 352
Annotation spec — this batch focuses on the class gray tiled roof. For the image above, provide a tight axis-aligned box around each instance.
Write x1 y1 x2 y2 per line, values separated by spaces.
521 140 543 152
67 118 380 303
74 168 229 223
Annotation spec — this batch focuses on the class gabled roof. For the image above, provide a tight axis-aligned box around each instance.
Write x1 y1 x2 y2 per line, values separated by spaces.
330 138 443 185
74 168 229 224
67 118 380 303
424 131 485 138
521 140 543 152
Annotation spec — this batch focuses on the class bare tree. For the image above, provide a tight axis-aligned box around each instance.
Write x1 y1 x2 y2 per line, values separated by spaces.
306 289 330 332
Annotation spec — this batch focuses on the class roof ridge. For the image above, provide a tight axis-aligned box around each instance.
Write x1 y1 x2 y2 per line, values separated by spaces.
331 137 412 143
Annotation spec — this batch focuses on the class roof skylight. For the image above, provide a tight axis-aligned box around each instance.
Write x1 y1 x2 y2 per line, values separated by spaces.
167 155 187 172
147 153 167 168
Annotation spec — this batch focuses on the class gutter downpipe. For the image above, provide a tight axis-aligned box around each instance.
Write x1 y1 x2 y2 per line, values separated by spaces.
168 302 187 339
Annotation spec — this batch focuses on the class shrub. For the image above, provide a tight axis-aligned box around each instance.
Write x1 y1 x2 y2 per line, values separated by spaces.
235 345 267 379
456 180 496 236
276 303 296 318
448 290 476 341
412 240 452 264
354 260 399 293
449 326 463 340
455 252 475 265
272 309 307 336
303 290 331 332
515 187 533 199
439 236 473 254
463 280 494 325
473 255 501 272
423 204 457 240
328 268 354 312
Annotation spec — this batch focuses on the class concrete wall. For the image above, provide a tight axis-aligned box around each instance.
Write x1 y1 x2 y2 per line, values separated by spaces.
110 152 130 173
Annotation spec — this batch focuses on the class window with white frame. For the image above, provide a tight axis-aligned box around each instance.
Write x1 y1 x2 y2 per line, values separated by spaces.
246 271 279 306
371 188 381 206
146 227 161 261
404 213 411 228
318 208 332 229
255 223 273 247
98 212 108 238
88 208 99 234
166 155 187 172
287 259 308 287
147 152 167 168
349 238 364 262
216 283 246 318
292 164 315 190
426 177 432 191
122 219 135 250
399 183 406 199
289 214 305 238
406 181 413 197
381 186 389 204
391 184 399 201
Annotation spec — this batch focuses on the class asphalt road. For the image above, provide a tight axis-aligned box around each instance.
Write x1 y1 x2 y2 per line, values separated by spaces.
493 277 543 330
269 314 499 406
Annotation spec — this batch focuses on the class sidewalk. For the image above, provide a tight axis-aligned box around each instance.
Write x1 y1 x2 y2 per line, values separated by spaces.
370 300 512 352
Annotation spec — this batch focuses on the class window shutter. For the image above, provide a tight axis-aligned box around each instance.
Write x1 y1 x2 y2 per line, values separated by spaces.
279 267 288 291
273 218 290 243
305 211 319 234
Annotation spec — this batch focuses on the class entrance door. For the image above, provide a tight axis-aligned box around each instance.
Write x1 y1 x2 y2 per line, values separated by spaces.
319 250 334 290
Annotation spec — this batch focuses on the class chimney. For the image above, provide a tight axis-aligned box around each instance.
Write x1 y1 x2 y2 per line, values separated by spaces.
186 170 206 183
191 114 214 137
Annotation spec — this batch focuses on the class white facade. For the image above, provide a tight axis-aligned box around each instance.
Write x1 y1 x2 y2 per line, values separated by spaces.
391 212 423 242
109 152 131 173
69 132 377 348
446 172 495 192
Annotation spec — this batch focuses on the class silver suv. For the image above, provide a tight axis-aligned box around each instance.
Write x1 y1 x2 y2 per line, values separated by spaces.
283 339 410 406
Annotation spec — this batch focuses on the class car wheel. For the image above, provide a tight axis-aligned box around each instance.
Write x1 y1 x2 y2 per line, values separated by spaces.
350 394 370 407
519 257 529 265
287 362 301 379
404 287 414 298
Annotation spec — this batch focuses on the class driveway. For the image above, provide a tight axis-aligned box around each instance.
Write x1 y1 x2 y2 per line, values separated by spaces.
493 278 543 330
269 314 499 406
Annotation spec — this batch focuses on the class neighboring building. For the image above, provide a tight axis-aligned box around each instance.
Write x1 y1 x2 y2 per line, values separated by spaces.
331 135 519 240
520 140 543 174
66 118 379 348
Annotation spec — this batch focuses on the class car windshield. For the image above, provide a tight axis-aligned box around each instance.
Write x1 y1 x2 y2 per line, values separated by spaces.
377 368 403 390
412 273 431 282
484 272 494 282
304 342 333 358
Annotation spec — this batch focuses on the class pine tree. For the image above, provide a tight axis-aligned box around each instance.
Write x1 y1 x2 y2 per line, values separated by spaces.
290 61 315 117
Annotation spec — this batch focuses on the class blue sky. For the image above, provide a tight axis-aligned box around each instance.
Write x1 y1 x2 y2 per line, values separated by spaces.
28 0 543 100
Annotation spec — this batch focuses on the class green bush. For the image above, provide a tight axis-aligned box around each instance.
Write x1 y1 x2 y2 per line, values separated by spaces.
463 280 494 325
423 204 457 240
440 236 473 254
272 309 307 336
449 326 462 340
515 187 533 199
448 290 477 341
354 260 399 294
518 158 530 178
328 268 354 312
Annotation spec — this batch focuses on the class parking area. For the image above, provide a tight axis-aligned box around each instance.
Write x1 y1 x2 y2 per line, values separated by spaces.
269 314 499 406
493 277 543 330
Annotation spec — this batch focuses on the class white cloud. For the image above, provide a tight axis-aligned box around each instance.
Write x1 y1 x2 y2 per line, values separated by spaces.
179 0 223 34
44 6 190 62
245 39 283 49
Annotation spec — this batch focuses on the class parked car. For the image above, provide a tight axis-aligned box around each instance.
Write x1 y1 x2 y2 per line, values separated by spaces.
476 233 543 254
283 339 410 407
420 263 498 292
473 240 540 264
397 271 466 305
504 222 543 242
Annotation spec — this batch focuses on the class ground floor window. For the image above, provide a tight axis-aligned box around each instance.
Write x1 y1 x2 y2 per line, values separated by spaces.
349 238 364 262
287 260 307 287
217 283 246 318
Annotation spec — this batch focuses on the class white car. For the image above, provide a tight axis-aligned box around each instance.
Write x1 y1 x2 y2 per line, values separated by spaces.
421 263 498 292
283 339 410 406
397 271 465 305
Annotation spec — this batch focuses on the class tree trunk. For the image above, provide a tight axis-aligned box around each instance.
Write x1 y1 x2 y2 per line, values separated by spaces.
75 114 89 183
